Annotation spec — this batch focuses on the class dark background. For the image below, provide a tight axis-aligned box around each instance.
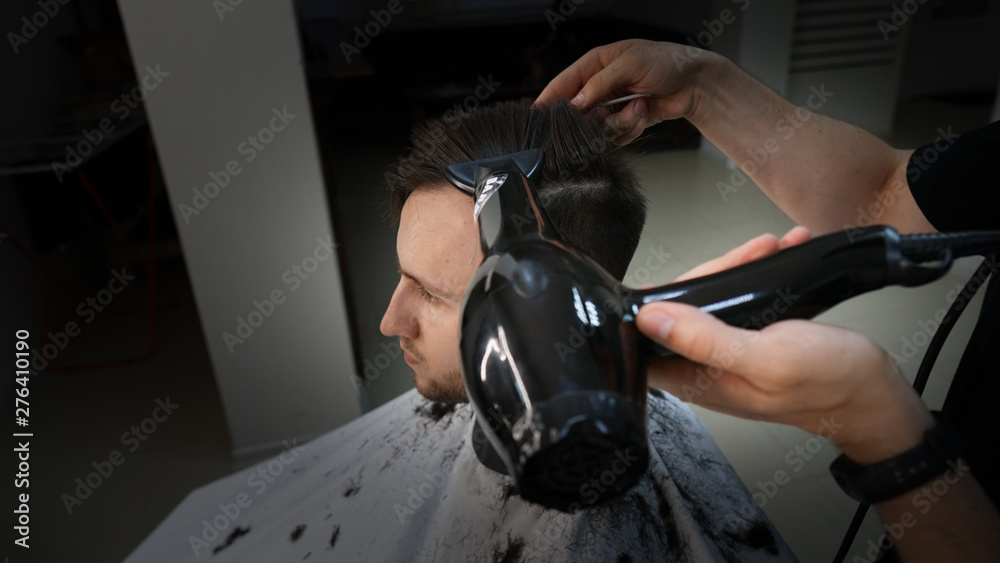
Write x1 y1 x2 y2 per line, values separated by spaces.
2 0 999 561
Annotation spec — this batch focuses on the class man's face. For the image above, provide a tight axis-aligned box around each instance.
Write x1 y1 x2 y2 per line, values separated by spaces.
380 187 482 403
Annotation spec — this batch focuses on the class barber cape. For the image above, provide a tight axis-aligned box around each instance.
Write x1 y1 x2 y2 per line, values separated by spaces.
125 388 796 562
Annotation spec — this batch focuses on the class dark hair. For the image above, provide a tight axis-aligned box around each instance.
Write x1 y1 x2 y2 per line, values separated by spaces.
384 98 646 280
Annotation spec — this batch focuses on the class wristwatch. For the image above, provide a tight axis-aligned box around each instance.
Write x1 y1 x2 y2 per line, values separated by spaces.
829 411 964 504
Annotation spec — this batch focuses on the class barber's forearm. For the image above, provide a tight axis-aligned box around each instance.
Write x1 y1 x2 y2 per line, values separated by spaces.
872 472 1000 562
686 52 931 234
833 389 1000 561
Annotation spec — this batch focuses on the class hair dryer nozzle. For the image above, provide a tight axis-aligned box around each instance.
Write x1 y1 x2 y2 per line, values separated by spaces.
444 149 544 194
517 392 649 511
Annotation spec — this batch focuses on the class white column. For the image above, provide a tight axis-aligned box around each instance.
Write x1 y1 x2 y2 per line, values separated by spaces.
115 0 361 455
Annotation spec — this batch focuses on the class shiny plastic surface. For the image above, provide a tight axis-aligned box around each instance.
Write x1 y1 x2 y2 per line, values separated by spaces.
627 226 950 358
451 153 953 512
456 157 648 511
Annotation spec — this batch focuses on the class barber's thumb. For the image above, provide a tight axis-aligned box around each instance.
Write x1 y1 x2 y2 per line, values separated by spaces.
574 62 629 108
636 301 718 351
638 301 751 367
636 306 676 342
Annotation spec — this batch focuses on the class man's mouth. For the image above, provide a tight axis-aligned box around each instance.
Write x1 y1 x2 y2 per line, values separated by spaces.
400 343 420 365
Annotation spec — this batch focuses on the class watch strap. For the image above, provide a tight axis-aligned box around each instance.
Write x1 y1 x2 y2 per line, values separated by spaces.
829 411 963 504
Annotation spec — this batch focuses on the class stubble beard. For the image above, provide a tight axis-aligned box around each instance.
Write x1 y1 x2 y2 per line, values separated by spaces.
414 367 468 404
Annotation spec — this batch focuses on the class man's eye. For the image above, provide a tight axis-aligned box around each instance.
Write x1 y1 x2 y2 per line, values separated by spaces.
416 286 438 304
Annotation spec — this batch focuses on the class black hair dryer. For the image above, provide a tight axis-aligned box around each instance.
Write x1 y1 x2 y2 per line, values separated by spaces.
446 148 998 512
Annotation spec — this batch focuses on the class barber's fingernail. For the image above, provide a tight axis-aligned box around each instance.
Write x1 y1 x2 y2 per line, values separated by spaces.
571 93 585 107
634 98 647 116
646 311 675 340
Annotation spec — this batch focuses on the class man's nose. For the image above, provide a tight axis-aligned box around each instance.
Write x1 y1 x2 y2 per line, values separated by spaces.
380 285 417 339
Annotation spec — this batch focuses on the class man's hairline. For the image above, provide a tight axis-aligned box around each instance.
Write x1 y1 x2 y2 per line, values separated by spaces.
396 182 478 304
400 179 638 284
393 179 461 221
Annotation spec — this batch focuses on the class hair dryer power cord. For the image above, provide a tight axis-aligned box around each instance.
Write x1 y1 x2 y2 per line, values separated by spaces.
832 251 999 563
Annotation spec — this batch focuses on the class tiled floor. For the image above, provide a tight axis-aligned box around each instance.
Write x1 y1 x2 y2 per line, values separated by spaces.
33 98 995 563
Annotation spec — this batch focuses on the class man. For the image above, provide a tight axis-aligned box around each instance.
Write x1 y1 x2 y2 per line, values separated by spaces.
124 98 799 562
379 97 647 404
536 39 1000 561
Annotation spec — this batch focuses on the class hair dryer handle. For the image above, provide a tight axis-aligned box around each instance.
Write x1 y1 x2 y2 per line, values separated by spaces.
626 226 951 358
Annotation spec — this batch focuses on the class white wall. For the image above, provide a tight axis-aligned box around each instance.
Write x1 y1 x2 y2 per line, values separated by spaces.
698 0 796 162
115 0 360 455
700 0 911 140
709 0 795 96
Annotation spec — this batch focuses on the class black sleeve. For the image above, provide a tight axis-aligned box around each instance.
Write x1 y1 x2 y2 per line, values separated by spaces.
907 121 1000 232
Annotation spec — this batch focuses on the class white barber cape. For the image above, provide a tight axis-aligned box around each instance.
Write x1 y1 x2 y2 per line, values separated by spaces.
125 388 797 562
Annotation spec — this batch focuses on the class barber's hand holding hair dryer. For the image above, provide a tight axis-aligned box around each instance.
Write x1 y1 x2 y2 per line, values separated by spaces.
535 39 1000 561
